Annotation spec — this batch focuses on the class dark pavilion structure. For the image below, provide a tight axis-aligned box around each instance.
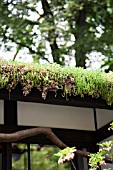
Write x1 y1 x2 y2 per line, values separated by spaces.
0 61 113 170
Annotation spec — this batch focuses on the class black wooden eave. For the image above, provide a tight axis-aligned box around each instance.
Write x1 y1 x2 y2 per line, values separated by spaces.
0 84 113 110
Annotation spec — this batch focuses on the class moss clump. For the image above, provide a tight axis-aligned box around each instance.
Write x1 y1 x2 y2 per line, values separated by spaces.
0 60 113 105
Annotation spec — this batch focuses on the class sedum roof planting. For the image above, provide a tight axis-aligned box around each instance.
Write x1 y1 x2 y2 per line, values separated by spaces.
0 60 113 105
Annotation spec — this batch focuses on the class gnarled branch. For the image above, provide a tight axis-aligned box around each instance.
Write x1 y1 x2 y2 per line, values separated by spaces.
0 127 66 149
0 127 112 164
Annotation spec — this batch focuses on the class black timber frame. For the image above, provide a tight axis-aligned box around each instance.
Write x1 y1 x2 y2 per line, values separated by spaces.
0 86 113 169
0 85 113 145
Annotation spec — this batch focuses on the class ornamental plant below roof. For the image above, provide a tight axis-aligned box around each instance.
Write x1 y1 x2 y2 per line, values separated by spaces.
0 60 113 105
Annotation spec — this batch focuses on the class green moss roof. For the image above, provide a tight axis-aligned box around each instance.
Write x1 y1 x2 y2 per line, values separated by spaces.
0 60 113 105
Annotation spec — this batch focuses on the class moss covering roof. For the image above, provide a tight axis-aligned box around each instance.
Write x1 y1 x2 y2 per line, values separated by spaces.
0 60 113 105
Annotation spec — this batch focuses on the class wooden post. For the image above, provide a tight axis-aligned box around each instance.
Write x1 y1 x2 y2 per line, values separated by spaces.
27 144 31 170
2 100 17 170
2 143 12 170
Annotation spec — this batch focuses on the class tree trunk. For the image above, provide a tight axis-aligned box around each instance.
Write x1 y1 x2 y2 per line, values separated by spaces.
41 0 62 65
75 50 86 68
68 5 87 68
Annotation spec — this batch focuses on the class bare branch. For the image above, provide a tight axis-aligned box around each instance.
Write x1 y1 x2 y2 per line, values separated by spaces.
3 33 50 62
26 6 42 16
0 127 66 149
12 46 21 61
0 127 112 164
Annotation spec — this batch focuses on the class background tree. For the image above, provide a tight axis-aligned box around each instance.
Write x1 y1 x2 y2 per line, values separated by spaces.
12 145 70 170
0 0 113 69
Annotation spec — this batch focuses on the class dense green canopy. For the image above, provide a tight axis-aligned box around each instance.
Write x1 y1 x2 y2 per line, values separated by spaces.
0 0 113 69
0 60 113 105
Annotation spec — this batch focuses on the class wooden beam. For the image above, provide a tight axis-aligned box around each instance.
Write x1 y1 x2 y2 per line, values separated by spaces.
96 121 113 143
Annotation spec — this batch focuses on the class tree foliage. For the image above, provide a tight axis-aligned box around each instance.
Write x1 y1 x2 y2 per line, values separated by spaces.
0 0 113 68
12 145 70 170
